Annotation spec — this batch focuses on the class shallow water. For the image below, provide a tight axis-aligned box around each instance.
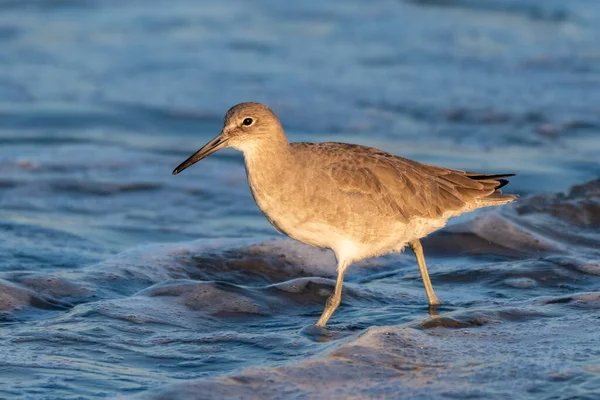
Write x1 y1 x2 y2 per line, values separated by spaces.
0 0 599 399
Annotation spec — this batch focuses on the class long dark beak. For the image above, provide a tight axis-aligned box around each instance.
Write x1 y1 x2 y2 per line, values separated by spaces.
172 133 228 175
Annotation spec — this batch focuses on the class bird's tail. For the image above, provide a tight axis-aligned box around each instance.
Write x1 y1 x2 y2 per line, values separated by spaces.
466 173 518 206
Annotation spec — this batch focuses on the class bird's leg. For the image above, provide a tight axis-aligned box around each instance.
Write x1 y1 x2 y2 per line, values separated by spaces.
316 260 349 327
408 239 441 306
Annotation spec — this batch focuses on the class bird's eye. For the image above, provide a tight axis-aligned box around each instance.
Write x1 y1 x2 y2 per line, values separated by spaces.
242 118 253 126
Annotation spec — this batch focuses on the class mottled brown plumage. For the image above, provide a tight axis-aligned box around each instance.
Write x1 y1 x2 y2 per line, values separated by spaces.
173 102 517 327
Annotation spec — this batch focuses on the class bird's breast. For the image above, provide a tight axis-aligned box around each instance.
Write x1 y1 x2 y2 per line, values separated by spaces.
246 167 329 243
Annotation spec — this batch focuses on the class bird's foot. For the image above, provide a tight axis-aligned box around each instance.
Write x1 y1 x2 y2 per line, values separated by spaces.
300 324 337 342
428 301 441 316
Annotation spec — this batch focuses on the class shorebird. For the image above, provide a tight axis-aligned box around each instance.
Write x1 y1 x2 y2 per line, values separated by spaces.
173 102 517 327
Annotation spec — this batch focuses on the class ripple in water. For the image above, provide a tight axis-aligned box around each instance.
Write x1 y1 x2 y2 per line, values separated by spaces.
1 0 600 398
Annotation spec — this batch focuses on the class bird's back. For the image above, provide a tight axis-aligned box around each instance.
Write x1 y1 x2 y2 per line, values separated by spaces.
289 141 516 222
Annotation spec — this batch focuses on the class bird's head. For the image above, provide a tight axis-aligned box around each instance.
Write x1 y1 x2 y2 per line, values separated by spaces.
173 102 285 175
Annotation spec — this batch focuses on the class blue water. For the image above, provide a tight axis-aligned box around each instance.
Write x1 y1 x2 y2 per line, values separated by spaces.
0 0 599 399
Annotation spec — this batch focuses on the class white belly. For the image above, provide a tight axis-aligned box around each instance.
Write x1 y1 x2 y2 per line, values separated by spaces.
271 213 449 263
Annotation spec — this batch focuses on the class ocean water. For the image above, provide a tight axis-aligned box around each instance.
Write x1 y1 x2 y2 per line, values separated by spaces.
0 0 599 399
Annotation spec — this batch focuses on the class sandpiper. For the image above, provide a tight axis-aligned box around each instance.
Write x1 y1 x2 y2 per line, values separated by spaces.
173 102 516 327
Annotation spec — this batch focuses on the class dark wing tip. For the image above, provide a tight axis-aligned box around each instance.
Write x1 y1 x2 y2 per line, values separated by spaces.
468 173 516 180
466 173 516 189
496 178 510 189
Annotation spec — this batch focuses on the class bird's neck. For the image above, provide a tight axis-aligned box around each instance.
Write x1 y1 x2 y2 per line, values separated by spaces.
241 137 295 200
242 137 292 179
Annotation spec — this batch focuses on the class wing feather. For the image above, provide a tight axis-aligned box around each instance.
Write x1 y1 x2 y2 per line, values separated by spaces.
294 142 516 221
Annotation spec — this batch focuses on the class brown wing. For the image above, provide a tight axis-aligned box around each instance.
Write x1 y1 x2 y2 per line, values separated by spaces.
296 142 515 222
327 162 415 222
